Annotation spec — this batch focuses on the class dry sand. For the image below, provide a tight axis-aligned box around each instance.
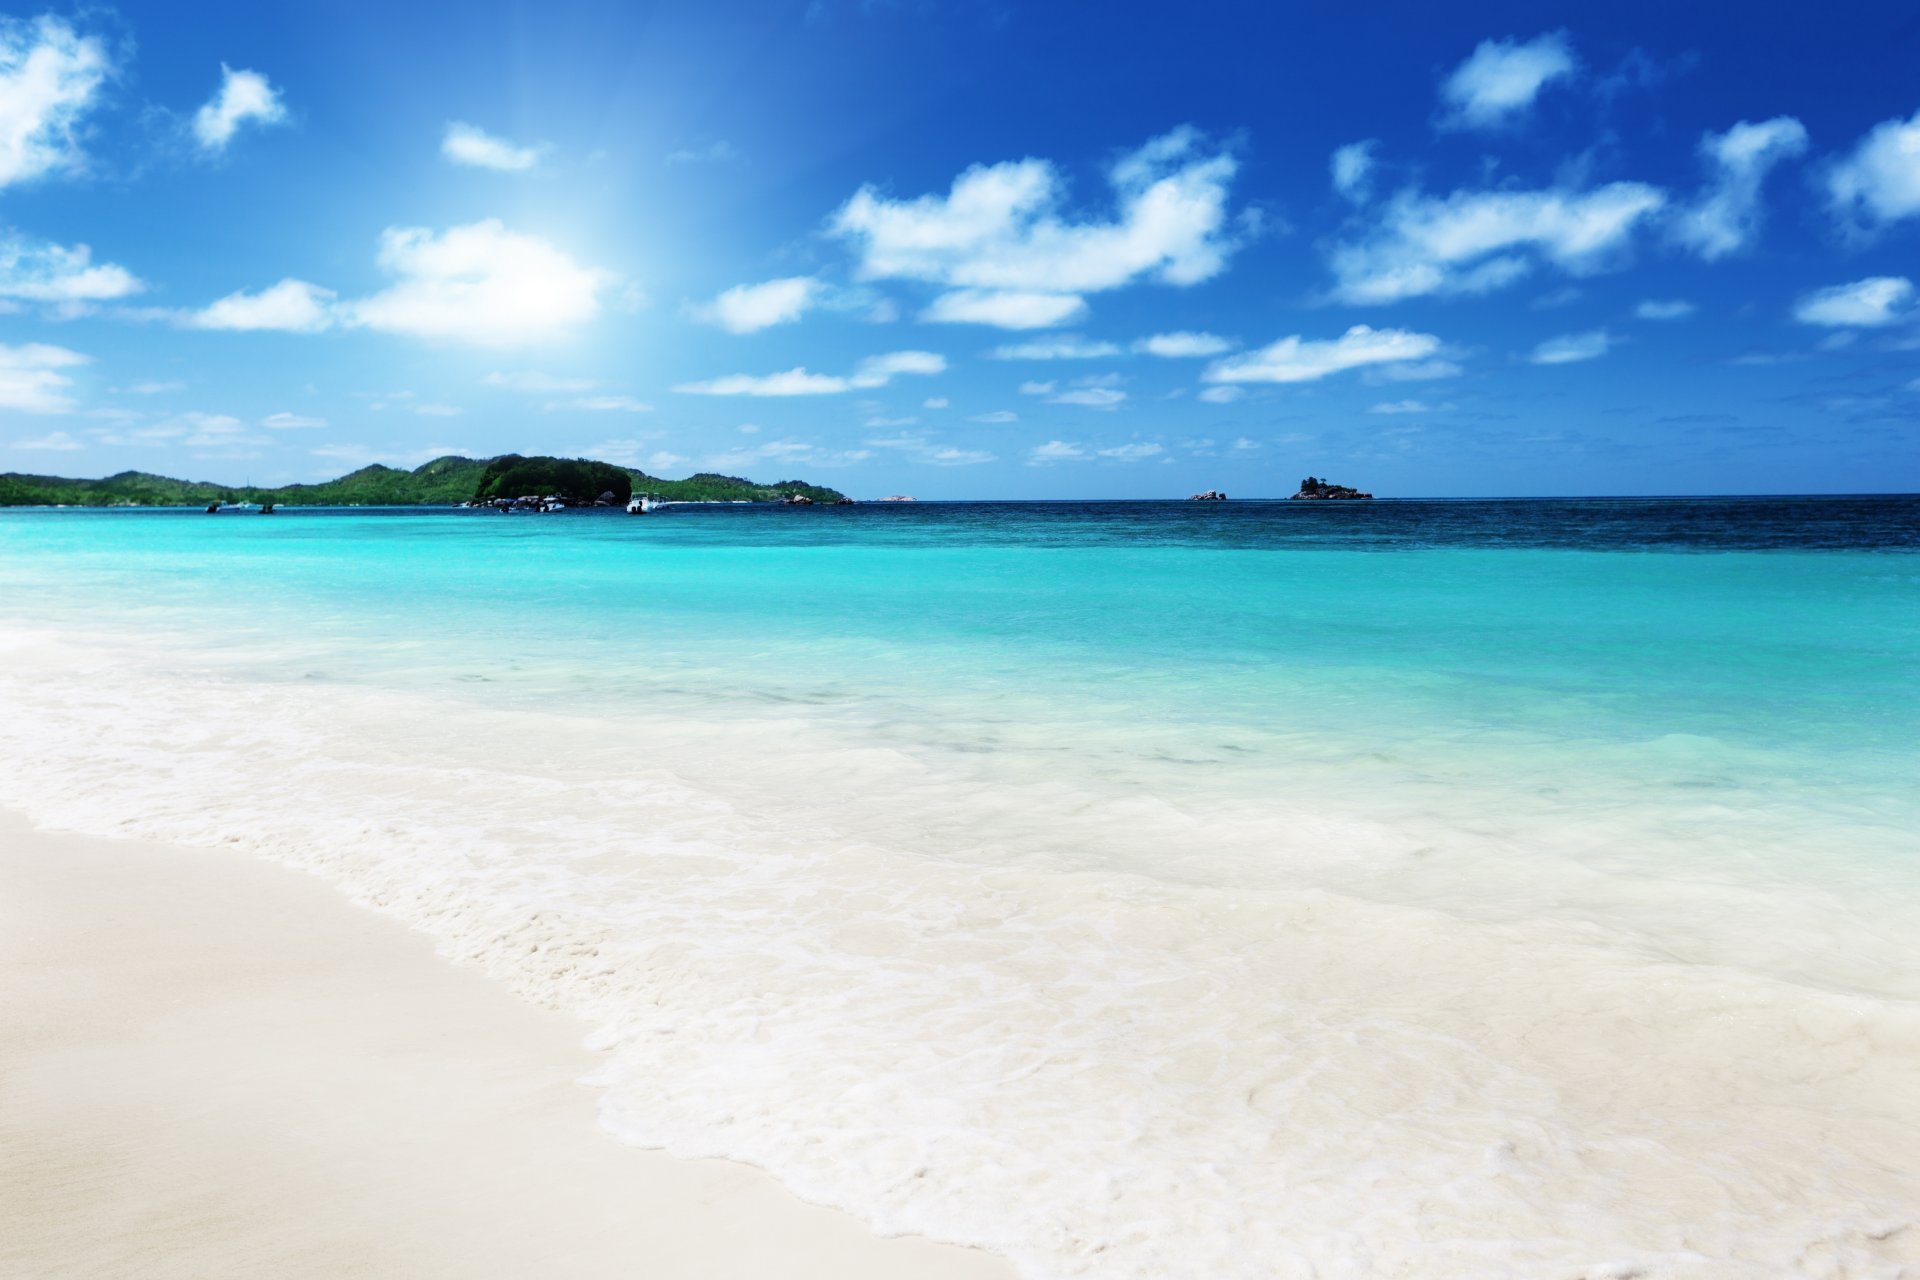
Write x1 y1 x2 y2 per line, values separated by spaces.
0 811 1014 1279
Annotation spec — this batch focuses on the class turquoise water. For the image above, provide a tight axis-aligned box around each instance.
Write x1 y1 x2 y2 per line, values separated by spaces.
4 501 1914 916
2 498 1917 1278
6 500 1915 754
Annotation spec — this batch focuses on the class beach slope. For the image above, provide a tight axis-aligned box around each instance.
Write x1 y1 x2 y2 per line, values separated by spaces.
0 813 1012 1280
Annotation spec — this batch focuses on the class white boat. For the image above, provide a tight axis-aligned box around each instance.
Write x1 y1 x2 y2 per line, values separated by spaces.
626 495 662 514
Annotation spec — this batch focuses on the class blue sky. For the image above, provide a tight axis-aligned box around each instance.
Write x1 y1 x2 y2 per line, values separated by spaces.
2 0 1918 497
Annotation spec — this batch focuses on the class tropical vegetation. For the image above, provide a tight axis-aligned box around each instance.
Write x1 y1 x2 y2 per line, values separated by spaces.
0 454 847 507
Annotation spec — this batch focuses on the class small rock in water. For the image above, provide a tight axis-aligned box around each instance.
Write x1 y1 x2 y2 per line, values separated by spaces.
1291 476 1372 500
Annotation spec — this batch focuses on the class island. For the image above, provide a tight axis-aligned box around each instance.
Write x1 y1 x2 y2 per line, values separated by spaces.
0 454 848 508
1291 476 1373 500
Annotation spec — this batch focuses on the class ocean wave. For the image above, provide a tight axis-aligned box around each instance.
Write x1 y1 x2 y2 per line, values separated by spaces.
1 625 1915 1279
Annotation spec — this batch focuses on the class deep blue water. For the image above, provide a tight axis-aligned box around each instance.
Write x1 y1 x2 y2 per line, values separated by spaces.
15 492 1918 549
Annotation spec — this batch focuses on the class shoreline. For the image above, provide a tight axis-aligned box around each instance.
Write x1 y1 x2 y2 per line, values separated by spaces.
2 515 1916 1277
0 810 1013 1280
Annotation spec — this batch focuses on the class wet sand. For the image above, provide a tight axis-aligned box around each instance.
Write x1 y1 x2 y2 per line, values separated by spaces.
0 812 1013 1280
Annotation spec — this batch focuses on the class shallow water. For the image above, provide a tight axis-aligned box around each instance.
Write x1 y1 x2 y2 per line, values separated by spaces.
2 498 1916 1277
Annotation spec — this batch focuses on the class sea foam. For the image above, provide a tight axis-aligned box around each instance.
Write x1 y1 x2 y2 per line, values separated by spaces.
0 622 1915 1280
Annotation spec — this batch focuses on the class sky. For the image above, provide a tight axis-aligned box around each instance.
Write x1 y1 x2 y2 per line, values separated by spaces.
2 0 1919 498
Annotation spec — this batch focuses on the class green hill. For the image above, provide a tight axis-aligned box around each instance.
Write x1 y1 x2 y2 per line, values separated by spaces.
0 454 848 507
266 455 488 505
0 469 232 508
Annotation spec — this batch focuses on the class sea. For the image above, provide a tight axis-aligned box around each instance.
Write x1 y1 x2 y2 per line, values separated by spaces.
1 496 1916 1279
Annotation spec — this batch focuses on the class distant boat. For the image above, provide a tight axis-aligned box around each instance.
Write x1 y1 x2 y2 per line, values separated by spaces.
205 502 219 514
626 495 661 514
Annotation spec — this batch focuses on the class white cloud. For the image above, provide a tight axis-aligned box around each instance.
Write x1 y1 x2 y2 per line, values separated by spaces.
0 235 141 302
1635 298 1695 320
665 140 739 166
1671 117 1808 260
0 341 86 412
1197 385 1244 404
193 65 287 153
920 445 994 465
969 409 1018 423
150 410 264 448
484 370 596 392
1205 325 1443 384
1049 386 1126 408
346 221 608 346
989 334 1121 359
354 389 414 406
1025 437 1163 464
1330 140 1377 202
575 436 666 467
1328 182 1666 303
1792 276 1914 328
547 395 652 413
261 411 325 429
695 276 820 333
1827 108 1920 231
699 438 871 470
1530 329 1613 364
866 432 995 466
1365 358 1463 383
832 127 1240 326
1134 330 1231 357
122 380 182 394
674 350 945 396
187 278 337 332
1019 380 1056 395
920 288 1086 329
923 396 949 409
441 122 542 171
0 16 111 188
311 443 472 469
88 420 186 446
1438 33 1577 131
1368 399 1450 414
854 350 946 382
11 428 80 449
1027 440 1087 464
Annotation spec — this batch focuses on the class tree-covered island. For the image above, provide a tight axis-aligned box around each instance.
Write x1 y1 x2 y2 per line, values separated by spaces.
0 454 848 508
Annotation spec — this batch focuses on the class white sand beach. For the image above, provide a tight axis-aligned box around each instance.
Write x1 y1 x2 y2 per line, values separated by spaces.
0 811 1013 1280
